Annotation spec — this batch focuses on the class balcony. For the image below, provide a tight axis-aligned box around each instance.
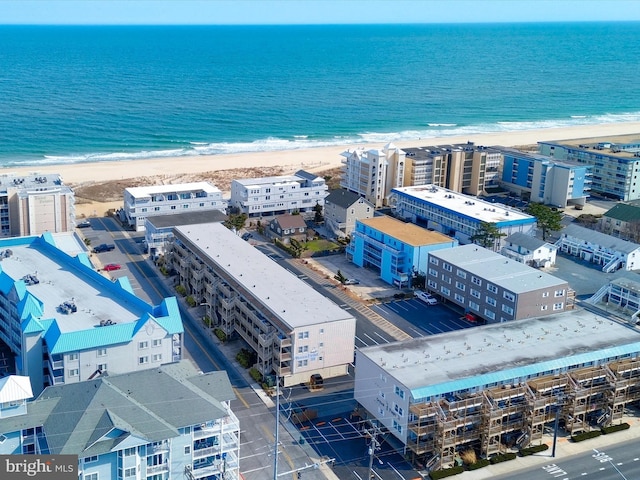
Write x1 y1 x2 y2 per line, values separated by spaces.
146 462 169 475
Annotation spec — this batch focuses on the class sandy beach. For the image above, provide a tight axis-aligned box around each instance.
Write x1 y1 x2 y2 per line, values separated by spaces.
2 121 640 217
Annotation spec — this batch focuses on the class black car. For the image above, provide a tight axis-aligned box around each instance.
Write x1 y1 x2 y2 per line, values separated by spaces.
76 220 91 228
92 243 115 253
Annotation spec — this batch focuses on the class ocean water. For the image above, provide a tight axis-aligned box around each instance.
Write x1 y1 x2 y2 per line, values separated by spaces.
0 23 639 168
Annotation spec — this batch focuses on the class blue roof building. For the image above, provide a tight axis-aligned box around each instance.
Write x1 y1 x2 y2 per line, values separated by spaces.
0 233 183 396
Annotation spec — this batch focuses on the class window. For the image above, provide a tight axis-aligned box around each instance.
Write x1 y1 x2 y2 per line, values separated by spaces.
97 363 107 371
555 289 565 297
484 309 496 319
428 279 438 289
487 283 498 294
320 328 324 334
394 404 404 416
440 286 450 296
139 341 149 349
319 342 324 347
470 289 481 299
428 268 438 277
68 368 79 377
469 301 480 311
471 276 482 286
68 353 78 361
84 456 98 463
297 331 309 339
124 467 136 477
456 269 467 279
152 354 162 362
153 339 162 347
97 348 107 357
84 474 98 480
297 360 308 367
139 356 149 365
541 305 548 311
184 446 191 455
394 386 405 399
429 257 439 266
455 281 465 291
298 346 309 353
503 291 515 302
502 305 514 315
392 419 403 433
553 303 564 310
486 296 497 307
542 292 549 298
443 263 452 272
124 447 136 456
454 293 465 303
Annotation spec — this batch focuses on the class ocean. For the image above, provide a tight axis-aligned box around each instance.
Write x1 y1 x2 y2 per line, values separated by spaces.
0 22 639 168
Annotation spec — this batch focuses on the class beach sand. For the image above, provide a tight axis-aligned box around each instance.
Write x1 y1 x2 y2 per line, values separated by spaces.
2 121 639 217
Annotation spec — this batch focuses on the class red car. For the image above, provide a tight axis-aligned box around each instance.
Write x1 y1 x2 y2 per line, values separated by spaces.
103 263 122 271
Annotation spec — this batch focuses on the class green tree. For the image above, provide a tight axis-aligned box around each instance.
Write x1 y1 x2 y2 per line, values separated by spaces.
471 222 505 251
313 201 324 224
224 213 248 231
526 203 563 240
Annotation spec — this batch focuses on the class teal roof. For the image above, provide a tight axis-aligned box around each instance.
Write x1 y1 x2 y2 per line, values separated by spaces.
604 203 640 222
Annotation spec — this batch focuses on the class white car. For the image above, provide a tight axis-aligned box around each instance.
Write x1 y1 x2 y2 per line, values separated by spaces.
415 291 438 305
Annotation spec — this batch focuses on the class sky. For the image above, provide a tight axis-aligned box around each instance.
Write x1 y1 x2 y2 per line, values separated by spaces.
1 0 640 25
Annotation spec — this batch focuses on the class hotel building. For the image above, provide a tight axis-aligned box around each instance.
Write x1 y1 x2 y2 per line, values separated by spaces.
0 232 183 395
123 182 227 231
167 222 356 387
355 309 640 470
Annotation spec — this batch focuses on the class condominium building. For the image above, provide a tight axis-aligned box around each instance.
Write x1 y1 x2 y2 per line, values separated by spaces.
403 143 501 196
355 309 640 470
391 185 536 245
230 170 328 217
426 244 572 323
498 148 592 208
167 222 356 387
347 216 458 287
0 232 183 395
538 134 640 201
0 362 241 480
556 223 640 272
123 182 227 231
340 143 405 208
0 173 75 237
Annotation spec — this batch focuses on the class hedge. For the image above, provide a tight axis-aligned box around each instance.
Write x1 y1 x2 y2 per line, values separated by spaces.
428 466 464 479
601 423 630 434
466 459 490 470
490 452 517 464
519 444 549 456
249 368 262 383
571 430 602 442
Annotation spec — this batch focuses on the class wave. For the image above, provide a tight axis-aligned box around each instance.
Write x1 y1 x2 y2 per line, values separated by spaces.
10 110 640 168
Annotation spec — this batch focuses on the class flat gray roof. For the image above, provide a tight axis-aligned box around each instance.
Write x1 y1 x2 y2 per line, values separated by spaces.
359 308 640 398
505 232 552 251
431 244 567 293
146 210 227 229
174 223 354 330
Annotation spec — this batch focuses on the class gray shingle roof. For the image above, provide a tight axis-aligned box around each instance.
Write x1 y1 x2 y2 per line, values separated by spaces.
563 223 640 254
325 189 365 209
505 232 551 251
0 362 234 456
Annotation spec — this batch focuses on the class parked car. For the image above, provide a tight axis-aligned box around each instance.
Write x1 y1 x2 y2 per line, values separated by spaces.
103 263 122 271
343 278 360 285
76 220 91 228
415 291 438 305
465 312 487 324
92 243 115 253
241 232 253 241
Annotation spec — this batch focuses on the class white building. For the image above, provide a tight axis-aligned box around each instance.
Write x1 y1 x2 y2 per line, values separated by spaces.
340 143 405 208
0 363 241 480
123 182 226 231
0 232 183 396
556 223 640 272
230 170 328 218
0 173 75 237
169 222 356 387
501 232 557 268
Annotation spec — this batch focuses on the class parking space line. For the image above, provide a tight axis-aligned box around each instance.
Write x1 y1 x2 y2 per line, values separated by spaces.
355 335 369 347
374 331 392 343
364 333 379 345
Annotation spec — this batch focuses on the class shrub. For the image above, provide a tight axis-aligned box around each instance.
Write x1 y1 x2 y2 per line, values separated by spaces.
428 466 464 479
460 450 477 465
175 285 187 297
159 266 169 277
519 444 549 456
490 452 517 464
249 368 262 383
213 328 227 342
202 316 211 328
236 348 256 369
466 459 490 471
571 430 602 442
185 295 196 307
601 423 630 434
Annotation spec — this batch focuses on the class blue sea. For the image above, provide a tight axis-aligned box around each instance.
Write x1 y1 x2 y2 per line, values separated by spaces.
0 23 639 168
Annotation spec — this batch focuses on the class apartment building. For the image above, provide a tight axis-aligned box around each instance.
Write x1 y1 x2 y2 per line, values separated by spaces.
426 244 572 323
403 143 501 196
355 309 640 470
340 143 405 208
556 223 640 272
498 148 592 208
0 362 241 480
0 173 74 237
0 232 183 396
324 189 374 237
391 185 536 245
230 170 328 218
598 202 640 241
347 216 458 287
123 182 227 231
538 134 640 201
167 222 356 387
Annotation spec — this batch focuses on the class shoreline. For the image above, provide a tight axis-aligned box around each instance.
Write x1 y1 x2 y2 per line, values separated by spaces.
2 121 640 186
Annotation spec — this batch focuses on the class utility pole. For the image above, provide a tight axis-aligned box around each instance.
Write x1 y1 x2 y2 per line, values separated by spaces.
273 379 280 480
366 423 381 480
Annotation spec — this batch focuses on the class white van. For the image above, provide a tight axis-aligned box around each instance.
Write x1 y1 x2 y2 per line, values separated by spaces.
415 291 438 305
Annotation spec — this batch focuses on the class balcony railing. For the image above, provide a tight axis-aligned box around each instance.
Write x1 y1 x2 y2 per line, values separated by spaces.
146 462 169 475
